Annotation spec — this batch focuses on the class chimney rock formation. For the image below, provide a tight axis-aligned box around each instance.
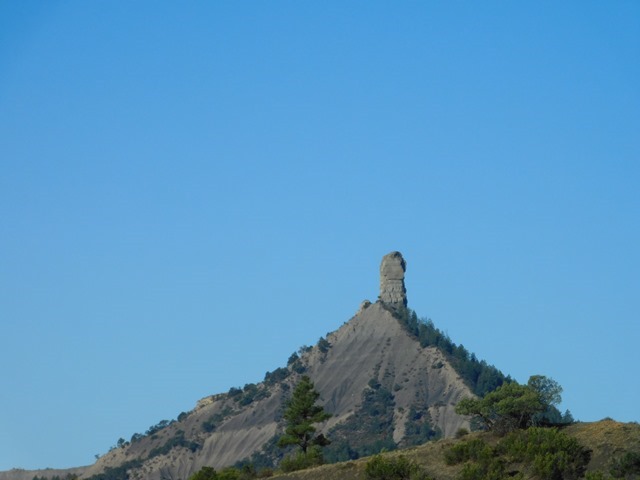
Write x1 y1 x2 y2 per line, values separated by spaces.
379 251 407 307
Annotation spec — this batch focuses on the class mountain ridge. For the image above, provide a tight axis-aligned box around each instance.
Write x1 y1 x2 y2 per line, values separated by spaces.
1 252 504 480
74 299 474 480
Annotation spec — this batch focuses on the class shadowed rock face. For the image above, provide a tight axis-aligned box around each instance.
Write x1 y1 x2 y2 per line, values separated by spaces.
380 251 407 307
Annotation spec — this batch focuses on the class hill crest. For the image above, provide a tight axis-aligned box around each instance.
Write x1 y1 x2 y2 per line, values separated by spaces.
76 298 473 480
1 252 494 480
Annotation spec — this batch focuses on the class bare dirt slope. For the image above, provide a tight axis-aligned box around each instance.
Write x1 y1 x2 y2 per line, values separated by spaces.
74 301 473 480
307 302 472 439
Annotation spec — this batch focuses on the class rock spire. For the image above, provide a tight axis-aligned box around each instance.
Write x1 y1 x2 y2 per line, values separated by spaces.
379 251 407 307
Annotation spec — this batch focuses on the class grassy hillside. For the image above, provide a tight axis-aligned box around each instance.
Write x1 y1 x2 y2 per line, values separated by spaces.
564 420 640 473
266 420 640 480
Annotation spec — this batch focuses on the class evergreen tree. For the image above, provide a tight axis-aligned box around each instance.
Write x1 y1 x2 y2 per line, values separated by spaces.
278 375 331 453
455 375 566 434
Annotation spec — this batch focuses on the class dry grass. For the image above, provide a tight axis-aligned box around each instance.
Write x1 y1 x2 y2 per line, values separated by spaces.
564 419 640 473
269 433 486 480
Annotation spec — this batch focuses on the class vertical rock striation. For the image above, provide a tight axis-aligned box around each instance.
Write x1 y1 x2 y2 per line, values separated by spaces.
379 251 407 307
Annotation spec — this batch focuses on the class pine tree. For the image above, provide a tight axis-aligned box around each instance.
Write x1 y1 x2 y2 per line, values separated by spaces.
278 375 331 453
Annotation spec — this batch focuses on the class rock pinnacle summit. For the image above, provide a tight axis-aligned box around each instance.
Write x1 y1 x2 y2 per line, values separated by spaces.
379 251 407 307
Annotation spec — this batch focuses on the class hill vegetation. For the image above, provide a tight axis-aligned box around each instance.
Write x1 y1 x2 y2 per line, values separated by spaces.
184 369 588 480
182 420 640 480
5 253 636 480
394 307 508 397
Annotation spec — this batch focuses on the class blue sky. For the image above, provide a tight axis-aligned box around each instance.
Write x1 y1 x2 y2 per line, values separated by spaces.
1 1 639 471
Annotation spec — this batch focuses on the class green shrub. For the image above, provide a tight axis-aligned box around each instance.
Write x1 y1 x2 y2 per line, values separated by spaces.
610 451 640 479
279 448 324 473
586 472 610 480
499 427 590 480
444 438 493 465
202 417 218 433
317 337 331 353
458 459 510 480
444 428 590 480
458 463 484 480
324 380 398 460
188 466 218 480
403 406 441 446
216 468 241 480
256 468 273 478
188 466 258 480
263 367 289 385
365 454 430 480
445 438 508 480
145 419 171 436
237 383 269 406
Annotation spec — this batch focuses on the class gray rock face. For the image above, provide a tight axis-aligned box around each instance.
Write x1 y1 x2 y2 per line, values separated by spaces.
379 251 407 307
77 301 471 480
33 252 476 480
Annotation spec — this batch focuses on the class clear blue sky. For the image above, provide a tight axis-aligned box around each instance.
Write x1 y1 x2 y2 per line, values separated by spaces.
1 1 638 471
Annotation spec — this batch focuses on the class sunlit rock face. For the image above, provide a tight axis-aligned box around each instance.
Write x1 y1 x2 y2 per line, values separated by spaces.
379 251 407 308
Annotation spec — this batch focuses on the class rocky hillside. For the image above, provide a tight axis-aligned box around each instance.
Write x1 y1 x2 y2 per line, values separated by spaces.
0 252 503 480
81 300 474 480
